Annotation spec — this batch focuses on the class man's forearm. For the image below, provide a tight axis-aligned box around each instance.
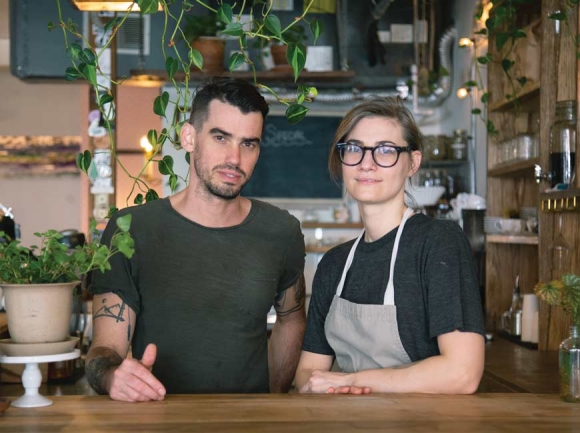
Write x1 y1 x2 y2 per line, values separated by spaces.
85 346 124 395
268 315 305 392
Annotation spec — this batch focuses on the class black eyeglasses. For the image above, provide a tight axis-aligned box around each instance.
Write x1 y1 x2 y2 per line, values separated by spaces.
336 143 411 168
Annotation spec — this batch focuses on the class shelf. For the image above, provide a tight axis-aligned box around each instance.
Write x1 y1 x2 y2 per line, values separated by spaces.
486 234 538 245
301 222 364 229
305 245 334 254
133 69 356 84
421 159 469 168
487 158 539 178
488 82 540 113
540 188 580 212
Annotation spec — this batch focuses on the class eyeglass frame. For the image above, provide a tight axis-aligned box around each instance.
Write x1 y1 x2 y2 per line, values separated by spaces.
335 142 412 168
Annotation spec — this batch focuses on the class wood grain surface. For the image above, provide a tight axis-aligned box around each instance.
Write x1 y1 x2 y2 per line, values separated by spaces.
0 393 579 432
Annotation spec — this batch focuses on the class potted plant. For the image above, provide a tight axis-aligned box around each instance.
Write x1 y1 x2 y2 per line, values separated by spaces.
182 13 226 74
534 274 580 402
0 216 134 345
267 24 308 71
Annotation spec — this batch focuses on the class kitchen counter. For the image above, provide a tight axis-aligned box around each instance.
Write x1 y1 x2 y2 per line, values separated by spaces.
1 393 579 432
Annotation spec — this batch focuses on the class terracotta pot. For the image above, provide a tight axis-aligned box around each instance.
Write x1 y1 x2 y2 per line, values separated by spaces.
191 37 225 73
1 282 78 343
270 45 291 70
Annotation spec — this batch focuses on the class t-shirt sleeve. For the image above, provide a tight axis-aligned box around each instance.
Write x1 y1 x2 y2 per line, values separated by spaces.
302 256 335 356
425 222 485 339
278 219 305 292
88 211 141 315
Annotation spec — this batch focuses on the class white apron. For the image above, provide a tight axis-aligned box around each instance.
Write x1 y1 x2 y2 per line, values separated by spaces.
324 208 414 373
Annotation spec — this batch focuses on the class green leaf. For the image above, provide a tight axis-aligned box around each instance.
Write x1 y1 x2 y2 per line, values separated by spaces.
513 29 527 39
79 48 96 66
189 48 203 70
464 80 478 88
477 55 490 65
158 155 174 175
265 15 282 39
217 3 233 25
169 174 179 192
285 104 309 125
438 66 449 77
99 93 113 106
474 29 487 35
495 32 509 51
115 214 132 233
310 19 323 45
47 21 57 31
78 63 97 86
153 91 170 117
147 129 158 147
145 189 159 202
114 232 135 259
221 22 244 37
136 0 159 14
107 206 119 219
76 150 92 174
471 108 482 115
228 52 246 72
134 194 144 205
66 44 82 61
517 76 528 86
65 67 81 81
481 92 490 103
501 59 514 72
297 93 305 104
287 43 307 82
548 12 567 21
486 120 496 133
165 57 178 80
185 152 191 166
103 16 122 33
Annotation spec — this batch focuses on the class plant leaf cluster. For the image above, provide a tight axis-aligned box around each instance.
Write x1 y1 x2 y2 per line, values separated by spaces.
53 0 322 206
0 215 134 285
534 274 580 327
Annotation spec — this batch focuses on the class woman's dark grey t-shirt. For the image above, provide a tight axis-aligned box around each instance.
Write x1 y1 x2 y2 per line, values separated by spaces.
303 213 485 362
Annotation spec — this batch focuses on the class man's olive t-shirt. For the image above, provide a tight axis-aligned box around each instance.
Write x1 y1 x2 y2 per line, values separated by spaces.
90 198 305 393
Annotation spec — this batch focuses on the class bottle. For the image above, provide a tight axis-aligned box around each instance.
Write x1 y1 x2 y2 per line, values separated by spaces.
450 129 468 160
549 100 577 188
559 325 580 402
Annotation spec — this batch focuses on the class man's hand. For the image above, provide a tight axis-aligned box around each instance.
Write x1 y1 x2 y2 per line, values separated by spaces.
299 370 371 394
107 343 166 402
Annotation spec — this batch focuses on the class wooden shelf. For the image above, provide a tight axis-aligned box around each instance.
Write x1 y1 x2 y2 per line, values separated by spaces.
133 69 356 84
421 159 469 167
486 234 539 245
540 188 580 212
301 222 363 229
487 158 539 178
488 82 540 113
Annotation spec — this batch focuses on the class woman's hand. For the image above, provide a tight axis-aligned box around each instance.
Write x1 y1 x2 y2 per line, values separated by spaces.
299 370 371 394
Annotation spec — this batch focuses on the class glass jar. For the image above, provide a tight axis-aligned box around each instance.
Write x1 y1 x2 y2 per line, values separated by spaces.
430 135 447 160
559 325 580 403
549 100 577 187
449 129 467 160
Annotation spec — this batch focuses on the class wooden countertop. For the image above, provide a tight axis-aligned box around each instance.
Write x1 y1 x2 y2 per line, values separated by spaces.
481 336 559 394
1 393 579 431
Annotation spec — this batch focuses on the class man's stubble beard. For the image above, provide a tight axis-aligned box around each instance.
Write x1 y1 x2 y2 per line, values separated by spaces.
192 143 251 200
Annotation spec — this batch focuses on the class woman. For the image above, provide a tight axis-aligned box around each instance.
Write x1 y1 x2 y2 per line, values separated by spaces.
295 97 485 394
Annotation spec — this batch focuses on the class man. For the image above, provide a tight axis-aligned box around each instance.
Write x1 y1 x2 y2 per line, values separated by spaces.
86 77 306 401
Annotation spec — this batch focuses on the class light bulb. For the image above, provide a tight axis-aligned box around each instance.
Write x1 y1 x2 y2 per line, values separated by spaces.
459 38 474 48
456 88 469 99
140 136 153 154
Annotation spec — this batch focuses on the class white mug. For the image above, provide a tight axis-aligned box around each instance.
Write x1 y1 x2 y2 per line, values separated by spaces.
305 46 333 71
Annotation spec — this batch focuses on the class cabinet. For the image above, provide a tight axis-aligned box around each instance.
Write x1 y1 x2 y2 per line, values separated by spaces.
485 0 580 349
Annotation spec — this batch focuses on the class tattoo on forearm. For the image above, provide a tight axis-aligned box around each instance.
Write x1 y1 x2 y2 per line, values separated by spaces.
85 351 123 395
94 298 127 323
274 275 305 317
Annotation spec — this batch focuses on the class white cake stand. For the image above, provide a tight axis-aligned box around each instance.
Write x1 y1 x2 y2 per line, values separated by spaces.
0 349 80 408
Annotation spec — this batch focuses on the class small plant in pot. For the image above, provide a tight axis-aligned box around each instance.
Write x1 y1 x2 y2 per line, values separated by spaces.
182 13 227 74
0 215 134 345
260 23 309 72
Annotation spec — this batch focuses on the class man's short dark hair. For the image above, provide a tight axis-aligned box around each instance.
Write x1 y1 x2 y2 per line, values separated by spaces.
189 77 269 130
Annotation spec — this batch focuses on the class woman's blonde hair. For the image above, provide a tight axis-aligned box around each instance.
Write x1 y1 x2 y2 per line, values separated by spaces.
328 97 423 181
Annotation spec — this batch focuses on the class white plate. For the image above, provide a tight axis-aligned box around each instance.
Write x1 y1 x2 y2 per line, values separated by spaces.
0 336 79 357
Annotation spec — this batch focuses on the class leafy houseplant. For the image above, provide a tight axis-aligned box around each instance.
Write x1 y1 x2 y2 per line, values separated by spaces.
534 274 580 402
0 215 134 344
182 13 227 73
54 1 322 213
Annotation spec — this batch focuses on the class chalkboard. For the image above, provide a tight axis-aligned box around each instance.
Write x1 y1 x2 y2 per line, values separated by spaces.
243 115 344 199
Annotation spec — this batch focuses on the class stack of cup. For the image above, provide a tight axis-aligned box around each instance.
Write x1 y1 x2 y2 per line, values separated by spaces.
521 294 539 343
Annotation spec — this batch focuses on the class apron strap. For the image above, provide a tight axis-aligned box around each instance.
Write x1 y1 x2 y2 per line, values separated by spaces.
384 207 415 305
335 231 364 297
